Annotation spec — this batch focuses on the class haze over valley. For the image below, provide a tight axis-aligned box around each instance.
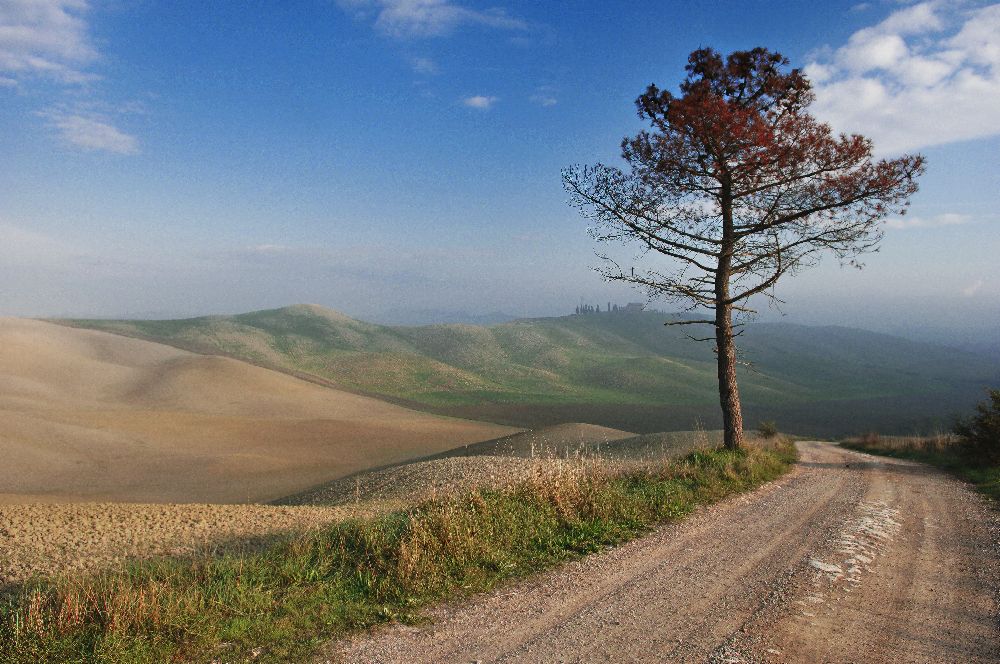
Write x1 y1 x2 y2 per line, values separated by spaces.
65 303 998 438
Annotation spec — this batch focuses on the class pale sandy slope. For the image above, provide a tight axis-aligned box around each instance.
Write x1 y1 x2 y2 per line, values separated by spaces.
332 442 1000 663
0 318 515 504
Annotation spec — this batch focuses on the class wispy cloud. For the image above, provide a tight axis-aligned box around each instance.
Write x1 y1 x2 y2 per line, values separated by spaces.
885 212 971 230
338 0 527 38
962 278 984 297
462 94 497 109
0 0 98 83
807 1 1000 153
528 85 559 107
42 110 139 154
1 1 142 154
410 56 437 74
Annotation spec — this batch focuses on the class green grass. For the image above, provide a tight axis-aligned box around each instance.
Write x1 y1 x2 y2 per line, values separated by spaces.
0 443 795 663
842 434 1000 502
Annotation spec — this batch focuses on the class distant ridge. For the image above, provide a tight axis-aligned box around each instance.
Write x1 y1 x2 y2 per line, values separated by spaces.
278 303 356 319
371 308 520 327
63 304 1000 437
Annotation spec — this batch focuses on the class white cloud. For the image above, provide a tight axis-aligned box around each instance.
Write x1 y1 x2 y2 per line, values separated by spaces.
462 94 497 109
43 111 139 154
885 212 970 229
962 278 984 297
0 0 97 83
1 1 143 154
808 1 1000 153
839 33 910 72
877 1 942 34
339 0 526 38
530 93 557 107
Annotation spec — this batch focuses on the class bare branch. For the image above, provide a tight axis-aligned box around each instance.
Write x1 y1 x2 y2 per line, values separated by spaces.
665 319 717 327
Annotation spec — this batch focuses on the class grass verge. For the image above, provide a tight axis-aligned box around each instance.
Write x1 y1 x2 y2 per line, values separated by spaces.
842 434 1000 502
1 442 796 663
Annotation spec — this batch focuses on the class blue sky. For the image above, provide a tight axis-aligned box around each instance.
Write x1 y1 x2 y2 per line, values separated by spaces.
1 0 998 348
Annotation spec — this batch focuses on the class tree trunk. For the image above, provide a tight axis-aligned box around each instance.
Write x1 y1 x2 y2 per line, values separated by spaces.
716 180 745 450
715 302 745 450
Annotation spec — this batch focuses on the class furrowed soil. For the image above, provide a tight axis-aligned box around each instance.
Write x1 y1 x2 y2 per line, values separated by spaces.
0 503 356 589
332 442 1000 663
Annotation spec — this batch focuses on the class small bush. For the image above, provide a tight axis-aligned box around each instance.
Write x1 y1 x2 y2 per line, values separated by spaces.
953 388 1000 463
756 420 778 439
859 431 880 446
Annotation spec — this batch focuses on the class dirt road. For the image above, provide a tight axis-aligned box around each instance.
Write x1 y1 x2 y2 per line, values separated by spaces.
332 442 1000 663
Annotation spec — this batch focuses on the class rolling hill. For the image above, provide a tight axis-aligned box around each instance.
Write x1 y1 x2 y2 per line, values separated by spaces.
0 318 515 503
63 305 1000 437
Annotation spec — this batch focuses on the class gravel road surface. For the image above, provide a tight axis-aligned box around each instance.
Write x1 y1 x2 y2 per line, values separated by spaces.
331 441 1000 663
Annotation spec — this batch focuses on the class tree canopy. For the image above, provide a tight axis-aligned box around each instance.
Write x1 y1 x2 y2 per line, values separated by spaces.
563 47 925 448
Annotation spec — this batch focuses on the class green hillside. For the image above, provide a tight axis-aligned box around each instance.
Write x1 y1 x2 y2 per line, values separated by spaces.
62 304 998 436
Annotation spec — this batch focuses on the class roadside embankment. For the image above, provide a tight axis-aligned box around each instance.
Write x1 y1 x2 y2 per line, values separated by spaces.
842 433 1000 502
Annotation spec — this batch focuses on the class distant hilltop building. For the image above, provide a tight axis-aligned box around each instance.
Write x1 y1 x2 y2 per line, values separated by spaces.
574 302 645 315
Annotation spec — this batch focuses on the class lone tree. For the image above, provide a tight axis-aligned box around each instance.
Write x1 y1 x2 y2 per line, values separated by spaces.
563 48 925 449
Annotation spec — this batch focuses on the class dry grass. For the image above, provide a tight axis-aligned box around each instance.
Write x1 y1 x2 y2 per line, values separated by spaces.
847 431 960 455
0 442 796 663
283 425 732 509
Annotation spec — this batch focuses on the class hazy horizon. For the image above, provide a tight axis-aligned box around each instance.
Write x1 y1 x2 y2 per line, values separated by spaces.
35 297 999 357
2 1 998 352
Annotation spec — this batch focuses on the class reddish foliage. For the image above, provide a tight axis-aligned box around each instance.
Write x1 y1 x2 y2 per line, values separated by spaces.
565 46 925 308
563 47 925 450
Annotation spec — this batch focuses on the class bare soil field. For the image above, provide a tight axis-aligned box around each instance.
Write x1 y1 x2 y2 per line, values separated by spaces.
280 455 540 508
333 442 1000 663
0 319 515 504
